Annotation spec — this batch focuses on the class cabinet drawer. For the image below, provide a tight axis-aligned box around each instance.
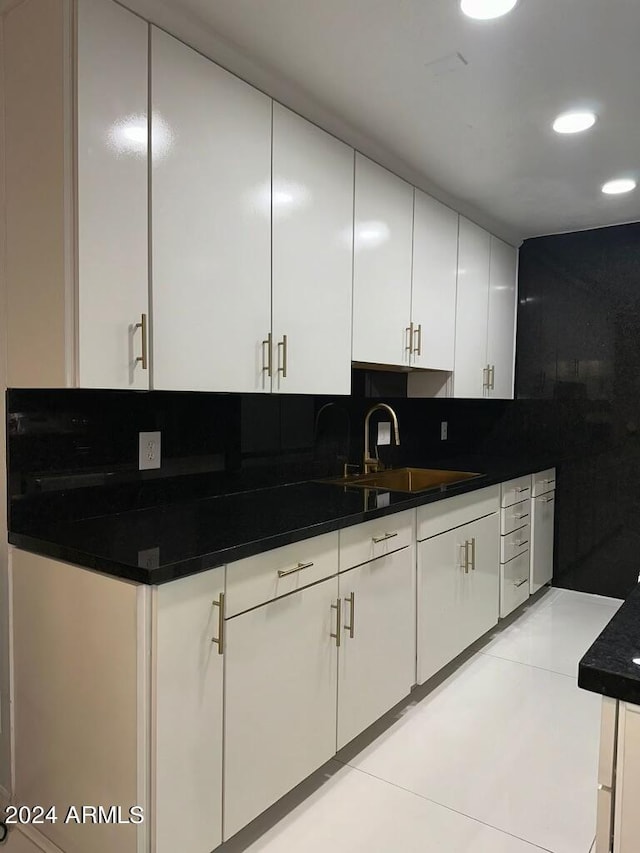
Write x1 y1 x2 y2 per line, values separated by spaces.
499 551 530 618
532 468 556 497
339 510 413 572
417 485 499 541
500 499 530 535
501 523 530 563
225 532 339 617
501 475 531 508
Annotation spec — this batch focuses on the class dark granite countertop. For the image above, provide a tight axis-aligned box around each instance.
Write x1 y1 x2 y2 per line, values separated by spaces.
9 455 556 585
579 585 640 704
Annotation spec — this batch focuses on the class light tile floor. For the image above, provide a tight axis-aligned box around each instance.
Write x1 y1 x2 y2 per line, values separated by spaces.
2 588 621 853
224 587 621 853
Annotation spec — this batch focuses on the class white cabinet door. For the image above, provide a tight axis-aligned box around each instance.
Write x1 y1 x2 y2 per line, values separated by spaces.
155 566 225 853
272 104 354 395
487 236 518 399
463 513 500 648
77 0 149 389
352 154 414 367
411 191 458 371
417 512 499 684
530 492 555 593
151 28 272 392
417 526 469 684
337 547 415 750
223 576 339 840
453 217 491 398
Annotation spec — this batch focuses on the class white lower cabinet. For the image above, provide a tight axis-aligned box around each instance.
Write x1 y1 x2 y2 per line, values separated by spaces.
337 546 415 750
154 567 225 853
417 511 499 684
531 489 555 593
500 551 530 618
223 576 339 840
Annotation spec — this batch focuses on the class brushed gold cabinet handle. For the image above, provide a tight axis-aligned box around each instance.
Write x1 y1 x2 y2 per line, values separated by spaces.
469 537 476 570
405 322 414 355
262 331 273 377
277 335 288 377
277 560 314 578
413 324 422 355
372 531 398 544
135 313 148 370
460 541 469 574
344 591 355 639
211 592 225 655
331 598 342 647
514 577 529 588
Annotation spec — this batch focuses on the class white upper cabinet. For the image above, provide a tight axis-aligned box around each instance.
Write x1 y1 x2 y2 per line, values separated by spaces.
271 105 354 395
410 191 459 371
77 0 150 389
487 236 519 399
453 220 518 399
151 28 272 393
352 155 414 367
454 217 491 398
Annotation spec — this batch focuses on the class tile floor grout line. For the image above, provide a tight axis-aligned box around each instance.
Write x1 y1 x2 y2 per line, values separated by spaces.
479 649 581 680
334 760 556 853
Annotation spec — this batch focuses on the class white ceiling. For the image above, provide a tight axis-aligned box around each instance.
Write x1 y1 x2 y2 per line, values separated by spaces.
125 0 640 244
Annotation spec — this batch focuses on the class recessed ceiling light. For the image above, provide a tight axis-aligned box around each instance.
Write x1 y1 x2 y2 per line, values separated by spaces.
602 178 637 195
552 111 597 135
460 0 518 20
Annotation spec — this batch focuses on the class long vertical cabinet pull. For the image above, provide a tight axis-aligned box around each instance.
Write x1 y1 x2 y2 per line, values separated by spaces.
405 323 414 359
489 365 495 390
277 335 288 378
469 537 476 570
482 365 489 391
262 332 273 377
344 592 355 638
135 313 148 370
460 542 470 574
413 324 422 356
331 598 342 647
211 592 225 654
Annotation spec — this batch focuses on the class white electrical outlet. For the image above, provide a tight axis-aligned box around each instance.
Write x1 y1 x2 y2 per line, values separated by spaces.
377 422 391 445
440 421 448 441
139 431 161 470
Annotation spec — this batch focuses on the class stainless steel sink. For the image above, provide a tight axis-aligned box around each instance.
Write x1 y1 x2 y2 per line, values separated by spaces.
322 467 484 494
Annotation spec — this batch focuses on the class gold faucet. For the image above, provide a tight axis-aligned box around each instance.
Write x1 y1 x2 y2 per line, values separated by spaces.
363 403 400 474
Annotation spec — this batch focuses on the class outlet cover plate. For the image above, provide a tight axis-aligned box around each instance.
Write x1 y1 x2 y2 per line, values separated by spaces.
440 421 448 441
377 422 391 445
139 431 161 470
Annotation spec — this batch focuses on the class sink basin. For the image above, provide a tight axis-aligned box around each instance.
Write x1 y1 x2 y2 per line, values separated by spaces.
323 467 484 494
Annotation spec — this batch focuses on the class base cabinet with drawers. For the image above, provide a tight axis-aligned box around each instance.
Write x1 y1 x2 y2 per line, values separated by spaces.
417 486 500 684
499 476 532 617
9 475 554 853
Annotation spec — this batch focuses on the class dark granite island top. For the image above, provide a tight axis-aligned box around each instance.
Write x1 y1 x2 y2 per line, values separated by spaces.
9 456 555 585
579 584 640 705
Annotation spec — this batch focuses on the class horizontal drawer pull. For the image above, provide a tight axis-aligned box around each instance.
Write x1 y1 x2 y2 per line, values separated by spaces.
372 531 398 544
277 560 315 578
515 539 529 548
514 577 529 588
515 487 530 494
540 496 555 503
541 479 555 485
514 512 529 520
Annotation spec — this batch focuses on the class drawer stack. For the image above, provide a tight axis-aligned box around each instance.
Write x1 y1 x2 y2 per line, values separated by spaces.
499 475 531 617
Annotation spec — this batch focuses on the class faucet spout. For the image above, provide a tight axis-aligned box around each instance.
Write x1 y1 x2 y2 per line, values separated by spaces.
363 403 400 475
